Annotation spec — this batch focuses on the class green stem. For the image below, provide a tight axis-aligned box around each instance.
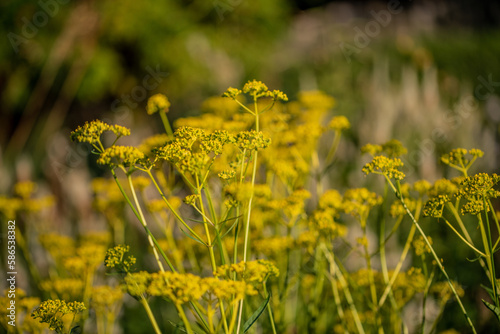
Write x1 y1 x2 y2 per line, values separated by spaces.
139 296 162 334
386 177 477 334
159 110 174 137
127 174 165 272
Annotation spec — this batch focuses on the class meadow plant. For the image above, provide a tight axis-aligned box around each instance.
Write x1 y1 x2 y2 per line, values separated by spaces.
2 80 500 333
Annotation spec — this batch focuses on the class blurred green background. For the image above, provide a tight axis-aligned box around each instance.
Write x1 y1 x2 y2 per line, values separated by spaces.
2 0 500 332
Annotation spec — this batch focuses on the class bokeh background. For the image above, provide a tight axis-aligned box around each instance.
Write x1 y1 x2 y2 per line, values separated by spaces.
2 0 500 332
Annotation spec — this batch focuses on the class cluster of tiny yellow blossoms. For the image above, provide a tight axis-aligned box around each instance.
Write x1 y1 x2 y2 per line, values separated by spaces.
0 181 54 217
428 178 459 198
441 148 484 168
413 235 433 256
147 272 206 305
361 139 407 158
105 245 137 273
41 278 84 301
31 299 86 332
97 145 146 168
423 195 450 218
215 260 279 285
455 173 500 215
223 80 288 102
70 120 130 145
297 90 335 110
342 188 383 224
203 277 256 301
328 115 351 131
146 93 170 115
91 285 124 313
362 155 405 180
235 130 271 151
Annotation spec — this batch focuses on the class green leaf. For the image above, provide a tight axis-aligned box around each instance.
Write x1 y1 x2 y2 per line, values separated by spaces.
243 293 271 333
482 299 500 322
179 226 206 246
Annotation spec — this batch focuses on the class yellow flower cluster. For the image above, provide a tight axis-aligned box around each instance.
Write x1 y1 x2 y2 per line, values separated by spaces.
31 299 86 332
441 148 484 168
105 245 137 273
362 155 405 180
361 139 407 158
342 188 383 224
97 145 146 168
328 115 351 131
71 120 130 145
147 93 170 115
215 260 279 285
223 80 288 102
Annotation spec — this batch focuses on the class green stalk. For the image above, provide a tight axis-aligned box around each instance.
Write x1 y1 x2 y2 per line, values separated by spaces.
386 177 477 334
321 244 365 334
128 174 165 272
264 283 278 334
139 296 162 334
159 110 174 137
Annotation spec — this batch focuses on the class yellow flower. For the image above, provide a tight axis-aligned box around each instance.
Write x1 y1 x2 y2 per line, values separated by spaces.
105 245 136 273
97 146 146 167
147 272 207 305
328 116 350 131
362 155 405 180
31 299 85 333
147 94 170 115
14 181 37 199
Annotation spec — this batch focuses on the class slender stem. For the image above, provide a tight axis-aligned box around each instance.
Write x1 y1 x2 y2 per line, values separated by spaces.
139 296 162 334
385 177 477 334
128 175 165 272
175 303 194 334
321 244 365 334
159 110 174 137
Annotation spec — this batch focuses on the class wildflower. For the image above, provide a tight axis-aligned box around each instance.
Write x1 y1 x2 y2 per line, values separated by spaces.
147 272 206 305
328 116 351 131
413 180 432 197
131 175 151 191
215 260 279 285
423 195 450 218
298 91 336 110
254 236 294 256
41 278 84 301
428 179 458 198
342 188 383 224
222 87 242 99
390 198 416 217
361 143 383 156
97 146 146 167
413 235 433 256
235 130 271 151
269 89 288 102
242 80 269 98
105 245 136 273
31 299 85 333
204 278 257 301
458 173 500 200
70 119 110 145
381 139 407 158
123 271 151 297
39 234 75 263
147 94 170 115
183 194 199 206
218 169 236 181
91 285 123 312
362 155 405 180
441 148 484 167
309 210 348 236
200 130 235 155
71 120 130 145
14 181 37 199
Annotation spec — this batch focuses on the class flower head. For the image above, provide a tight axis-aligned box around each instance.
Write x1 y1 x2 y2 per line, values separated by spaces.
97 146 146 168
105 245 136 273
147 94 170 115
328 116 351 131
362 156 405 180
